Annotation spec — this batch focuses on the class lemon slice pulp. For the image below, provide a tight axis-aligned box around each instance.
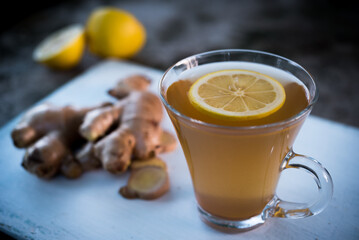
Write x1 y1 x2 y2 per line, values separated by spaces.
188 69 286 120
33 24 85 69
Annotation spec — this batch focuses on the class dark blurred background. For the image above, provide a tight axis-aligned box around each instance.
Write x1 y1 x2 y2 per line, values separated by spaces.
0 1 358 238
0 0 358 130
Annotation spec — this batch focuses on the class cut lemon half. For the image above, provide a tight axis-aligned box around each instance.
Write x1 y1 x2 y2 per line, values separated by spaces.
188 69 286 120
33 24 85 69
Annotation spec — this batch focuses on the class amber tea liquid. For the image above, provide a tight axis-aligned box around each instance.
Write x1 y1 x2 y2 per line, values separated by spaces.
165 62 309 220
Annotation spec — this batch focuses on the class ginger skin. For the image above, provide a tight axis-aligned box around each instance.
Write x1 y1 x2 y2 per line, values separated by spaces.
157 131 177 154
12 103 107 178
80 76 165 174
108 75 151 99
75 142 101 171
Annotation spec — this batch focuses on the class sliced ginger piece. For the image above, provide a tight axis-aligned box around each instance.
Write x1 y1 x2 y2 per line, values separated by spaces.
119 166 169 200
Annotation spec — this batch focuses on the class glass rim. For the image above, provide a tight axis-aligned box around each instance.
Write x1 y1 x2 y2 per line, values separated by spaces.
159 49 318 130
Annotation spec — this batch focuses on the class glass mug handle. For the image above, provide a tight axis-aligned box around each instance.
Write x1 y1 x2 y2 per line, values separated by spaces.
264 149 333 219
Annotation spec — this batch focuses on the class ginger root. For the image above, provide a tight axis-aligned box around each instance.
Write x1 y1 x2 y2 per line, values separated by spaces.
11 103 108 178
108 74 151 99
157 131 177 154
75 142 101 171
80 75 176 174
119 166 170 200
11 74 177 200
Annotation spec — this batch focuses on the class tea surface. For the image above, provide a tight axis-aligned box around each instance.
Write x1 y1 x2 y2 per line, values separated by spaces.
167 79 308 126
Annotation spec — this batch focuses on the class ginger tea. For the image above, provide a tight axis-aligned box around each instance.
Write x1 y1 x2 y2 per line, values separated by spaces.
165 62 309 220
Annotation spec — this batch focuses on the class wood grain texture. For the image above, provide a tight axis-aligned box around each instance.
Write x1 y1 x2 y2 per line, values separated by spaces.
0 60 358 240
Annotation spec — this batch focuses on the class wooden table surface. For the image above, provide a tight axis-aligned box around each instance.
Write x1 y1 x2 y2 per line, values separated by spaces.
0 61 358 240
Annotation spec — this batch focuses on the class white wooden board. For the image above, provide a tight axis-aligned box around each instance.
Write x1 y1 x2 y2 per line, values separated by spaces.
0 60 358 239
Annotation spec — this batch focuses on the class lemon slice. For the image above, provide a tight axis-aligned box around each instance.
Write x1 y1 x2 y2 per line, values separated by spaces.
188 69 286 120
33 24 85 69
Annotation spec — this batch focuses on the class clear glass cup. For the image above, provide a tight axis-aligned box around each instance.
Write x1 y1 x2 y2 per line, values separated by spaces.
159 49 333 231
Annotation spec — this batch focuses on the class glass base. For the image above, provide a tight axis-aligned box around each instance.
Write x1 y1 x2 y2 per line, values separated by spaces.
198 206 265 232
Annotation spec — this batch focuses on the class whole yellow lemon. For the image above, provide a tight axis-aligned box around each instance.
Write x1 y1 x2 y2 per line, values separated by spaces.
86 7 146 58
